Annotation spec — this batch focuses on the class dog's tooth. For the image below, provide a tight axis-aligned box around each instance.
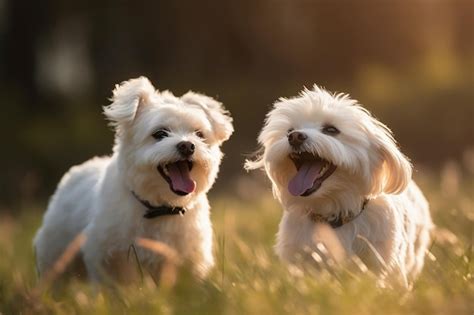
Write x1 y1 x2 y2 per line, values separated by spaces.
320 164 328 175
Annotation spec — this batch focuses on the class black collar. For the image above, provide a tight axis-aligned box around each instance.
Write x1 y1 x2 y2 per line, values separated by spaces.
132 191 186 219
309 198 369 228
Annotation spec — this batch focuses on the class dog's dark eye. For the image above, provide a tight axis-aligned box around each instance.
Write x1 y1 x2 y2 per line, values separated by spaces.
152 128 170 140
195 130 205 139
322 125 340 136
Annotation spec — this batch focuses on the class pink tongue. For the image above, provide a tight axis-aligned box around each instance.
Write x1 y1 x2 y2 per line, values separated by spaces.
288 160 323 196
167 161 196 194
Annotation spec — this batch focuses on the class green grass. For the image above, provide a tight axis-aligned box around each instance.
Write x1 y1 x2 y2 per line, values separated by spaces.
0 170 473 315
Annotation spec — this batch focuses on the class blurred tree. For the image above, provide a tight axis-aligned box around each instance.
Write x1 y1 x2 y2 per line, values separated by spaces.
0 0 472 209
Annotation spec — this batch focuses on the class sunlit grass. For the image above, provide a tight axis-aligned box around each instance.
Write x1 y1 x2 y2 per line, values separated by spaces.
0 168 473 314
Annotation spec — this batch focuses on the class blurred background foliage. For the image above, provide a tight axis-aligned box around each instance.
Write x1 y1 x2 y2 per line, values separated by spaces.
0 0 473 210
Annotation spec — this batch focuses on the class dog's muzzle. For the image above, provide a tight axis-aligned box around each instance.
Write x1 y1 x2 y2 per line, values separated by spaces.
288 131 307 149
177 141 195 158
158 159 196 196
288 152 336 196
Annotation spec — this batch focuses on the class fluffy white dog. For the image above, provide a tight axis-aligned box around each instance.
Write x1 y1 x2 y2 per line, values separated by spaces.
246 86 432 286
34 77 233 282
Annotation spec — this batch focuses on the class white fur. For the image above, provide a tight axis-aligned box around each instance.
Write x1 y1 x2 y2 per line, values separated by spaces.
246 86 433 286
34 77 233 282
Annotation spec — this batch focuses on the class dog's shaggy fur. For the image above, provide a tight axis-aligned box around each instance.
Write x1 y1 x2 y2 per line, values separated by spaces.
246 86 433 286
34 77 233 282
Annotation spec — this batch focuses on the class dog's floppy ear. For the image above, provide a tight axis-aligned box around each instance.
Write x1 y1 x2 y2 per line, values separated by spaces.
103 77 156 126
369 119 412 195
182 92 234 144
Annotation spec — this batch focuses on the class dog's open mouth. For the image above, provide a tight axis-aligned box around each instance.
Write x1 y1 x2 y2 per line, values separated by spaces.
158 160 196 196
288 152 336 197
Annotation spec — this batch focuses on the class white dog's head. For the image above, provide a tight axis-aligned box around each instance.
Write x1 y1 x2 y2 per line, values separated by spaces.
246 86 411 210
103 77 233 206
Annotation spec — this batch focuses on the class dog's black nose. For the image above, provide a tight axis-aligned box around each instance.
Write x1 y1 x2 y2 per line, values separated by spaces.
288 131 307 148
177 141 195 157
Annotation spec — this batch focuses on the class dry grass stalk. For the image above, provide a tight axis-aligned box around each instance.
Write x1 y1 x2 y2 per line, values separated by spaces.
135 237 181 288
31 232 86 297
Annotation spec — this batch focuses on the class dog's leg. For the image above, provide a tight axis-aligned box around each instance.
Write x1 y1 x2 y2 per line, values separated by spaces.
81 227 108 284
83 249 104 283
193 248 215 279
409 226 432 280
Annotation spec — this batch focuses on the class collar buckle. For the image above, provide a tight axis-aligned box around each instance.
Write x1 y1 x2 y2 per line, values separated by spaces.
309 198 369 228
132 191 186 219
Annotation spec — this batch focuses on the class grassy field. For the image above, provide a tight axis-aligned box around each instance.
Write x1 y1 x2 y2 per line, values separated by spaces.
0 167 473 315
